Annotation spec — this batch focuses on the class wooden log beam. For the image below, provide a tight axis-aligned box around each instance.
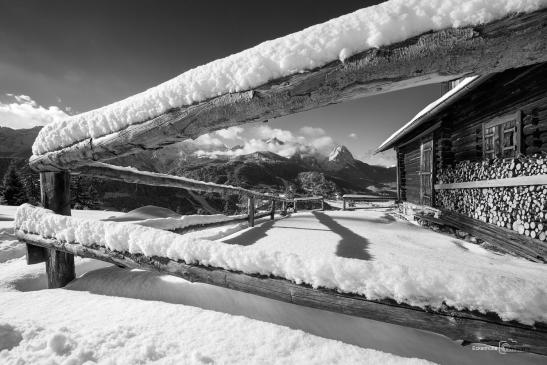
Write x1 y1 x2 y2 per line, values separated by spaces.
39 171 75 288
395 147 401 203
15 230 547 355
293 196 323 201
435 174 547 189
440 210 546 263
29 9 547 171
73 162 286 201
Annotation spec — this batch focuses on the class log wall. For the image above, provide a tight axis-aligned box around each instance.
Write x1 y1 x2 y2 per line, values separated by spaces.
434 64 547 171
399 141 421 205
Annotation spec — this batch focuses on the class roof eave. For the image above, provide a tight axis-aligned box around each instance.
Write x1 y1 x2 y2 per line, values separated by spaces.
375 74 493 153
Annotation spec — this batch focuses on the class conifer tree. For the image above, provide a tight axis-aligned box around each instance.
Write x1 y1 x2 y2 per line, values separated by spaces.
0 161 27 206
19 163 40 204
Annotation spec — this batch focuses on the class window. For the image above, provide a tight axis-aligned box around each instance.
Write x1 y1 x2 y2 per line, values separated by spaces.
482 111 521 159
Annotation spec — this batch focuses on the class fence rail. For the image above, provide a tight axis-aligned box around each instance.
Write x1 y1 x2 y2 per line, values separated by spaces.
434 174 547 190
17 229 547 356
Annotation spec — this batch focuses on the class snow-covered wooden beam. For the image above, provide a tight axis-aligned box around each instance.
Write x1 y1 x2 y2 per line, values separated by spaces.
73 162 286 201
29 9 547 171
293 196 323 201
15 230 547 355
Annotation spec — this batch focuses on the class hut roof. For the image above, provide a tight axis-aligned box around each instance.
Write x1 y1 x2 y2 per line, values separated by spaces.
376 76 484 152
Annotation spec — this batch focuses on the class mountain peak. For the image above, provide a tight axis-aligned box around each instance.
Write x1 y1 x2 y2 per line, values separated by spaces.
328 145 354 163
264 137 285 146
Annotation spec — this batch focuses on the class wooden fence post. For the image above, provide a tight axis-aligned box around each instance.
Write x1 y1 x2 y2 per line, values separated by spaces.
248 196 255 227
40 171 75 288
270 200 275 220
395 147 401 204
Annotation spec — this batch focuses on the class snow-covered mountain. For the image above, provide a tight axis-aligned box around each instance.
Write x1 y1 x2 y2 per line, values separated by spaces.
0 127 396 203
328 145 355 164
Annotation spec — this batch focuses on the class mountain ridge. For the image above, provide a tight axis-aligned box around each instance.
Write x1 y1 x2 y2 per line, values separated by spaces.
0 126 396 205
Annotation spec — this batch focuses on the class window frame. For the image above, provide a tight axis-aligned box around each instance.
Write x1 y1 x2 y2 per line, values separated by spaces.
482 111 522 160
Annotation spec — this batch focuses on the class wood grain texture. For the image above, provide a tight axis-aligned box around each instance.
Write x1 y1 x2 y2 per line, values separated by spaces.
39 171 76 288
15 230 547 355
434 174 547 189
30 9 547 171
25 244 47 265
440 210 546 263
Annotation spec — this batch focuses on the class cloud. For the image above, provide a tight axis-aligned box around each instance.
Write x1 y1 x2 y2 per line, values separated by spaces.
0 93 69 129
189 124 336 159
214 126 244 140
348 132 357 139
300 126 325 137
359 149 396 167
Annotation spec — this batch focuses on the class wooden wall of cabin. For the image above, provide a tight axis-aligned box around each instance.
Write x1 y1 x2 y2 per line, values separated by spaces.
398 141 421 205
437 97 547 169
434 64 547 171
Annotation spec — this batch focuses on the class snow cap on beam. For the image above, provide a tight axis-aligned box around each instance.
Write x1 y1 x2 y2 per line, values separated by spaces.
31 0 547 160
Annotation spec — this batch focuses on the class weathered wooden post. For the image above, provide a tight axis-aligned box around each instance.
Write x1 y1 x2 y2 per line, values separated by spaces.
343 197 346 211
248 196 255 227
40 171 75 288
395 147 401 204
270 200 275 220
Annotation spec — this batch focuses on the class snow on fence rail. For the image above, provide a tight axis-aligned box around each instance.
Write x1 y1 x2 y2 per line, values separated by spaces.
14 204 547 355
17 0 547 355
75 162 286 201
28 6 547 171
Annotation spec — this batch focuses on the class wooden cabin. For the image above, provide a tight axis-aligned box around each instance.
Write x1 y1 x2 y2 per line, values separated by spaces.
377 62 547 262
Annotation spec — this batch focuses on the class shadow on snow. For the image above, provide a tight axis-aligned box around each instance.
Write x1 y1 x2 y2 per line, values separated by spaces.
312 211 373 261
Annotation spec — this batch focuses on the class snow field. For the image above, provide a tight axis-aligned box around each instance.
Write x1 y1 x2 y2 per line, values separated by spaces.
2 205 546 364
32 0 547 156
0 289 436 365
14 204 547 325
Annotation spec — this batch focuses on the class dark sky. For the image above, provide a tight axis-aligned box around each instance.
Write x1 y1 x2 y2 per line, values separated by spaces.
0 0 440 165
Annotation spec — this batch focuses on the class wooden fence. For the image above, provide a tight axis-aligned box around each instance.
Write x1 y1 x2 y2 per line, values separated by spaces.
17 7 547 355
342 194 395 210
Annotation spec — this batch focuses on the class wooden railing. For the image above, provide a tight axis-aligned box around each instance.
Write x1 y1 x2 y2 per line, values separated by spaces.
341 194 395 210
16 7 547 354
16 228 547 355
28 9 547 172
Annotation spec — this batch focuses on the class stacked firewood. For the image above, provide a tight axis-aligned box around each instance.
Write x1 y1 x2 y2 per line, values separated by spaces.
436 155 547 241
436 154 547 184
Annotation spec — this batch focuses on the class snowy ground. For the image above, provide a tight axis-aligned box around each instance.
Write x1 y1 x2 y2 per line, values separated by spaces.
0 205 434 365
220 209 547 323
1 205 545 364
